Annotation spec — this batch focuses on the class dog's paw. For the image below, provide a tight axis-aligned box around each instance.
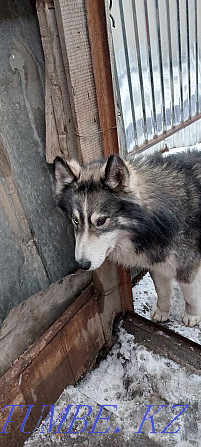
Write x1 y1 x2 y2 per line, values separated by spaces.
182 311 201 327
151 305 170 323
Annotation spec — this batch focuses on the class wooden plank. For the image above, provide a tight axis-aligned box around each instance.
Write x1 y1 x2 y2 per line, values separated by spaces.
93 260 122 345
85 0 119 156
62 296 105 381
0 270 92 378
36 0 78 162
123 313 201 372
54 0 103 163
45 74 61 162
0 381 34 447
118 266 134 314
20 330 75 424
0 283 94 384
0 286 104 447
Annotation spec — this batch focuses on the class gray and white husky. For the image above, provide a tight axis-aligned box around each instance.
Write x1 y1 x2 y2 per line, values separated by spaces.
54 151 201 327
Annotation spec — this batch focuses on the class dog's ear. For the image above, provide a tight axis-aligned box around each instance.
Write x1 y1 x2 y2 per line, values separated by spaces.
103 155 130 191
53 156 80 195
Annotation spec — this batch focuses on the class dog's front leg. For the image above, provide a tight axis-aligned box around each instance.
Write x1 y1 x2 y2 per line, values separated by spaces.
179 268 201 327
150 272 173 323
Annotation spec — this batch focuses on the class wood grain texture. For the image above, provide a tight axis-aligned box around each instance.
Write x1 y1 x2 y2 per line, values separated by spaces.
61 296 105 381
85 0 119 156
20 330 75 422
0 271 92 377
93 260 122 345
54 0 103 163
0 380 33 447
118 266 134 314
0 284 94 385
0 284 105 447
36 0 78 163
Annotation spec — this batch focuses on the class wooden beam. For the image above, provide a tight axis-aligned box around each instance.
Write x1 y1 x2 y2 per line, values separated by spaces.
0 283 94 382
85 0 134 315
93 260 121 345
85 0 119 156
36 0 78 163
118 266 134 314
0 284 105 447
0 270 92 377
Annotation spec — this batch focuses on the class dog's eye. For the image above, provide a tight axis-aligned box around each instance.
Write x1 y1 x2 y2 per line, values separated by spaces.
72 217 79 226
96 217 107 227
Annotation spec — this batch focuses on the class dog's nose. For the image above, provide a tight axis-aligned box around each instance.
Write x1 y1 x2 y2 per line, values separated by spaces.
77 259 91 271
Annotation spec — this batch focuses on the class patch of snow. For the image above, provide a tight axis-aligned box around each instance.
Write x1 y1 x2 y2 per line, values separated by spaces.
133 273 201 345
164 142 201 156
24 327 201 447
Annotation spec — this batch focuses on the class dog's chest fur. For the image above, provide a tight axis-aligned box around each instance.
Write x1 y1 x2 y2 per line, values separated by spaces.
109 237 177 278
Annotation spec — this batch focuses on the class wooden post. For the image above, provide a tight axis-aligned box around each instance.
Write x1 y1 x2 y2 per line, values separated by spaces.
85 0 134 317
36 0 78 163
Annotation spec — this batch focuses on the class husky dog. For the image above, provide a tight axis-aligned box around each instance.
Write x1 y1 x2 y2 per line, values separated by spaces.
54 151 201 327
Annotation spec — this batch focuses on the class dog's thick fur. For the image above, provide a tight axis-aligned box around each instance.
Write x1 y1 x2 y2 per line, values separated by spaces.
54 151 201 327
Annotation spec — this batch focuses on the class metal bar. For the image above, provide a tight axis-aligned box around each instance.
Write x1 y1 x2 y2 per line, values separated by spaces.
131 0 148 142
166 0 175 127
195 0 199 114
119 0 138 147
176 0 184 122
186 0 191 118
144 0 157 136
155 0 166 131
113 53 127 157
129 114 201 154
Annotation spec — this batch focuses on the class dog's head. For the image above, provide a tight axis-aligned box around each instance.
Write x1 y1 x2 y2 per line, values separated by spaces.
53 155 137 270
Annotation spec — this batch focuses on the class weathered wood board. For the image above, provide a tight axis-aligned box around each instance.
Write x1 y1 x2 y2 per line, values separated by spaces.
0 270 92 377
36 0 78 163
0 284 105 447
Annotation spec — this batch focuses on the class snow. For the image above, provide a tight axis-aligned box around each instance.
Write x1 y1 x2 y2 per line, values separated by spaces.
24 327 201 447
133 273 201 345
163 142 201 156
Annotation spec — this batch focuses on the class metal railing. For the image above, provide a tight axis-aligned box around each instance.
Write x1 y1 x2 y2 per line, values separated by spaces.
111 0 201 155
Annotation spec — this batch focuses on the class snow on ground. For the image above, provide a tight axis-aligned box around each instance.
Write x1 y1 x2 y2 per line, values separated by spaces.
139 141 201 158
163 142 201 156
133 273 201 345
25 327 201 447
